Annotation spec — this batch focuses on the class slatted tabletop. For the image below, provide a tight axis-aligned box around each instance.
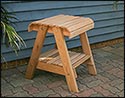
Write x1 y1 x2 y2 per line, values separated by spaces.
28 14 94 38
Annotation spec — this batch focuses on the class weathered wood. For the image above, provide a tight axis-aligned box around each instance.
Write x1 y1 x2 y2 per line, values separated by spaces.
80 32 97 75
25 25 48 79
53 27 79 92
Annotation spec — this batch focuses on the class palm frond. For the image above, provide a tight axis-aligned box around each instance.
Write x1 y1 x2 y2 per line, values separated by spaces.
1 5 26 62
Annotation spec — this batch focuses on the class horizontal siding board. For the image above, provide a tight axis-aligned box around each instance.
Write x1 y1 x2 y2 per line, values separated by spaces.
88 24 124 37
1 44 55 62
94 18 124 29
82 10 124 22
1 26 124 53
13 16 124 33
1 35 55 53
2 30 123 62
1 24 124 53
66 31 124 49
11 9 124 23
11 4 124 22
1 1 124 62
89 31 124 44
8 21 123 42
1 1 21 3
2 1 123 13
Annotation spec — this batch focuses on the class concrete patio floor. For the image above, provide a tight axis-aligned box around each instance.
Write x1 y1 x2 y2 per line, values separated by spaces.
1 42 124 97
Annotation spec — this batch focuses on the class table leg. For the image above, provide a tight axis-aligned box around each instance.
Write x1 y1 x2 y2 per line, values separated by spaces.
53 27 79 92
25 26 48 79
80 32 97 75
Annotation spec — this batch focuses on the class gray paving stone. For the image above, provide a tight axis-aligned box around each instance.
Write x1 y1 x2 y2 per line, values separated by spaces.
16 65 27 73
61 84 69 91
101 84 121 94
79 75 97 84
1 42 123 97
101 46 113 51
52 87 72 97
10 91 33 97
106 54 124 62
111 59 124 68
33 71 55 84
90 93 104 97
4 72 24 82
77 81 89 91
22 84 40 94
11 86 24 93
32 90 55 97
10 78 34 87
70 94 78 97
109 79 123 87
75 89 97 97
94 74 110 83
117 90 124 97
115 83 124 91
93 48 113 57
1 68 20 78
32 82 49 92
101 72 118 81
86 80 103 88
1 89 13 97
48 93 61 97
1 82 14 90
47 80 65 88
1 78 7 84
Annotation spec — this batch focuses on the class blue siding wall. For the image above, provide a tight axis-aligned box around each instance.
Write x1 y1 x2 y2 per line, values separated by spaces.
1 1 124 62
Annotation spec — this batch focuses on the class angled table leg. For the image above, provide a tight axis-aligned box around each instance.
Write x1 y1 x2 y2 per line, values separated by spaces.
80 32 97 75
53 27 79 92
25 26 48 79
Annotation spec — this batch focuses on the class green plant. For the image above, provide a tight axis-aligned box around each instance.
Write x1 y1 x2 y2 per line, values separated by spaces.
1 6 26 62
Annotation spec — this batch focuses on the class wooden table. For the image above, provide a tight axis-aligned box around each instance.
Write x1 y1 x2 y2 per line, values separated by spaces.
25 14 97 92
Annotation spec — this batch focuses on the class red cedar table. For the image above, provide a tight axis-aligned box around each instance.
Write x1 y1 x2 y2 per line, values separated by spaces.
25 14 97 92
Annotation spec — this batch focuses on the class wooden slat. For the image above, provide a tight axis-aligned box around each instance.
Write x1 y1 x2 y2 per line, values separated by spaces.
39 49 58 62
71 54 86 65
31 14 79 27
37 62 65 75
39 49 56 57
28 15 65 31
47 54 60 64
59 51 81 66
69 23 94 39
68 18 93 32
38 49 90 68
41 15 79 26
54 51 75 65
31 14 64 25
60 17 86 28
48 51 72 65
73 55 90 68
